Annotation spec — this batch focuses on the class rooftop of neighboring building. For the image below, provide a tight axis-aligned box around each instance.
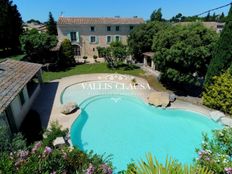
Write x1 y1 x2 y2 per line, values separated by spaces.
174 21 225 31
23 22 47 32
0 59 42 113
58 16 144 25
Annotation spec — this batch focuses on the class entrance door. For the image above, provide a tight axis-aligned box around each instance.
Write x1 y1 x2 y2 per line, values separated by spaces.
73 45 81 56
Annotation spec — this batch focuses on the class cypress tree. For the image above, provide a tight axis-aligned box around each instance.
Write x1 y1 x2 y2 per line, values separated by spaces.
46 12 57 35
204 5 232 85
0 0 22 53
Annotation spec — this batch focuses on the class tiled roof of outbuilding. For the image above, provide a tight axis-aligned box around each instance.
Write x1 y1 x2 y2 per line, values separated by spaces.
58 17 144 25
0 59 42 113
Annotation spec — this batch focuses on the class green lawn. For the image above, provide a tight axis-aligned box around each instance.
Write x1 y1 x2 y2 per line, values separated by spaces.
0 54 25 61
42 63 144 82
10 54 25 61
42 63 167 91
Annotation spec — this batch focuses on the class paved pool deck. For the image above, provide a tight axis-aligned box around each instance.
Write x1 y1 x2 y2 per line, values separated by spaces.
32 73 232 130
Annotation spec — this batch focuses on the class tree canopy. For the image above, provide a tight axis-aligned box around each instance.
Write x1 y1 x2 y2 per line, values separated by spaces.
0 0 22 53
46 12 57 35
150 8 163 21
128 21 168 62
152 23 218 86
204 5 232 85
97 41 128 68
20 29 58 63
27 19 42 24
170 12 226 22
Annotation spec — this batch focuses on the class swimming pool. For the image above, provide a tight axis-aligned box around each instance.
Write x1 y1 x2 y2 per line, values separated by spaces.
62 83 222 171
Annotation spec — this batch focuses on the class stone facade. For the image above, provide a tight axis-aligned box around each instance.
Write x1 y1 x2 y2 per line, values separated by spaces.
57 17 144 59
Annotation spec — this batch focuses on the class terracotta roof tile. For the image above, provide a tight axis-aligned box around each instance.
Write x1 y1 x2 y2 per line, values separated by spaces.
58 17 144 25
0 59 42 113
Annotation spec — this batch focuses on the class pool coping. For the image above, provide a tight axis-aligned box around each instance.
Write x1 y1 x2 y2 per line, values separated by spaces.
44 73 232 130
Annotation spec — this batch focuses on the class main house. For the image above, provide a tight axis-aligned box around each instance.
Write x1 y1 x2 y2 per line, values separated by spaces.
0 59 42 134
57 16 144 59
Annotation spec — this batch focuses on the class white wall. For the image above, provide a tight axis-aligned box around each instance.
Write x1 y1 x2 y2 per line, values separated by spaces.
10 95 22 129
58 23 140 57
9 85 40 130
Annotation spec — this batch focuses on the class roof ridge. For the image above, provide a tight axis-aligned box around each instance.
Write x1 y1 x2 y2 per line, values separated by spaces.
59 16 143 19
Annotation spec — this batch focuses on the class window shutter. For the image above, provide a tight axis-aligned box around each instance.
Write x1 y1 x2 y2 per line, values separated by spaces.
76 32 80 43
67 33 71 40
105 36 108 44
96 36 99 44
89 36 91 43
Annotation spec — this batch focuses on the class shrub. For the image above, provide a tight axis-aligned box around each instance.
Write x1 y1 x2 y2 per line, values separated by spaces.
42 121 68 147
97 47 111 58
203 70 232 115
0 122 113 174
0 126 10 152
196 127 232 173
58 39 76 69
125 153 213 174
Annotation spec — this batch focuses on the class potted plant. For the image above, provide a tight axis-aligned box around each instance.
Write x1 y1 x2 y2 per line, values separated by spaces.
93 55 98 63
83 56 88 63
131 78 138 86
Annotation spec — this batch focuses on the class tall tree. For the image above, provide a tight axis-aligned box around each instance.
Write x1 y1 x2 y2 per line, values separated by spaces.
0 0 22 53
219 12 225 22
170 13 182 22
150 8 163 21
204 5 232 85
205 12 211 21
46 12 57 35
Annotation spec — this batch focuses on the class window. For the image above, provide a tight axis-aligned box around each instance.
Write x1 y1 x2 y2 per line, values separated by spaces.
19 91 25 106
107 26 111 31
115 35 120 42
116 26 120 31
106 36 112 43
130 26 134 30
91 26 95 32
70 32 77 41
73 45 81 56
90 36 96 43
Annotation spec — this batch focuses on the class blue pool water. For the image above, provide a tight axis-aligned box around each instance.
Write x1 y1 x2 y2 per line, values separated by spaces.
64 91 222 171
